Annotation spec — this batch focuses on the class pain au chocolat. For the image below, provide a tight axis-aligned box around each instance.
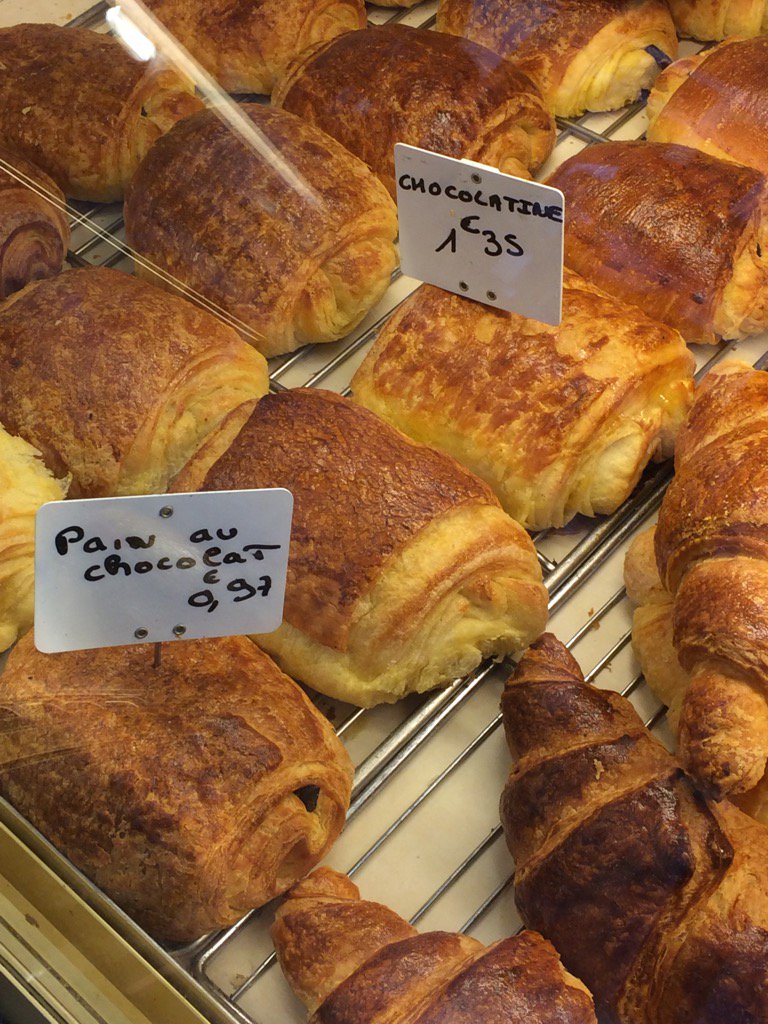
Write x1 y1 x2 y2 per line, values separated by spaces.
352 276 694 530
142 0 366 95
272 24 555 197
0 23 202 202
666 0 768 39
174 389 548 708
125 105 397 358
437 0 677 117
0 267 268 498
0 635 353 943
548 141 768 344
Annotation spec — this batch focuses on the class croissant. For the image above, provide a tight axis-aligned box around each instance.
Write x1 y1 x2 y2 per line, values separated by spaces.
0 267 268 498
142 0 366 95
437 0 678 117
272 24 555 198
351 276 694 530
0 24 202 202
501 632 768 1024
0 426 67 654
548 141 768 344
647 38 768 178
173 388 548 707
272 867 597 1023
0 149 69 298
125 105 397 357
666 0 768 38
0 635 353 943
625 361 768 812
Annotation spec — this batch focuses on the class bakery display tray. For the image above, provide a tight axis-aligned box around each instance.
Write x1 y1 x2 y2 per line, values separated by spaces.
1 3 766 1023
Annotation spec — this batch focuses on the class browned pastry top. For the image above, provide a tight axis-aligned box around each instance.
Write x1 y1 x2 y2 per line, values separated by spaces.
276 24 548 189
199 389 498 651
548 141 766 342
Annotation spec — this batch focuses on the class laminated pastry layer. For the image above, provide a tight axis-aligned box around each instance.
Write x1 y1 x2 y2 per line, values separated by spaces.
272 24 555 197
0 267 269 498
352 276 693 530
143 0 366 94
177 389 548 707
0 149 69 298
0 635 353 943
549 141 768 343
437 0 677 117
647 38 768 178
0 23 202 201
125 105 397 358
0 426 67 653
666 0 768 39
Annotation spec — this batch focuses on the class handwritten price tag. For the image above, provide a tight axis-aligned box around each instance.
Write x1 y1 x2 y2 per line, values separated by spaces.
34 489 292 653
395 144 564 326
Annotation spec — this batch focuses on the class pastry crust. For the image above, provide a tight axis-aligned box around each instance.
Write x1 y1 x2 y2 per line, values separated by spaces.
0 24 202 202
352 276 694 530
501 633 768 1024
175 389 548 707
0 426 67 653
647 38 768 179
437 0 678 117
272 24 555 197
0 149 69 298
0 267 268 498
273 868 597 1022
666 0 768 38
549 141 768 344
143 0 366 95
0 635 353 943
125 105 397 358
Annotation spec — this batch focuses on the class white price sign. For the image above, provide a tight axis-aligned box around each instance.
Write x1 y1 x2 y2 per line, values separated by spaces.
34 489 293 653
395 144 564 326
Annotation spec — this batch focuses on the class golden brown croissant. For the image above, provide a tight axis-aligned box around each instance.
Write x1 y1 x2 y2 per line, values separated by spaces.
0 635 353 943
273 867 597 1022
0 267 268 498
272 24 555 197
0 426 67 654
0 149 69 298
647 38 768 178
142 0 366 95
437 0 678 117
548 141 768 344
0 23 202 202
173 388 548 707
666 0 768 38
501 632 768 1024
125 105 397 357
351 275 694 530
625 361 768 810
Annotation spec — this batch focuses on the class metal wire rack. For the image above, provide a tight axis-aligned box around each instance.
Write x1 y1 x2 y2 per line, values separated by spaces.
4 2 768 1023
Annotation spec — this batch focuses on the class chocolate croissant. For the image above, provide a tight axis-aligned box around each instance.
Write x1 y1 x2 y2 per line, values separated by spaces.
273 867 597 1022
173 389 548 707
125 105 397 357
352 275 694 530
437 0 678 117
0 635 353 943
0 267 268 498
625 361 768 812
647 38 768 178
142 0 366 95
272 24 555 197
548 141 768 344
0 24 202 202
0 149 69 298
501 633 768 1024
666 0 768 39
0 426 67 654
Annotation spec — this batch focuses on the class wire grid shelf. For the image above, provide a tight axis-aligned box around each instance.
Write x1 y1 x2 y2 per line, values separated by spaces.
14 3 768 1022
